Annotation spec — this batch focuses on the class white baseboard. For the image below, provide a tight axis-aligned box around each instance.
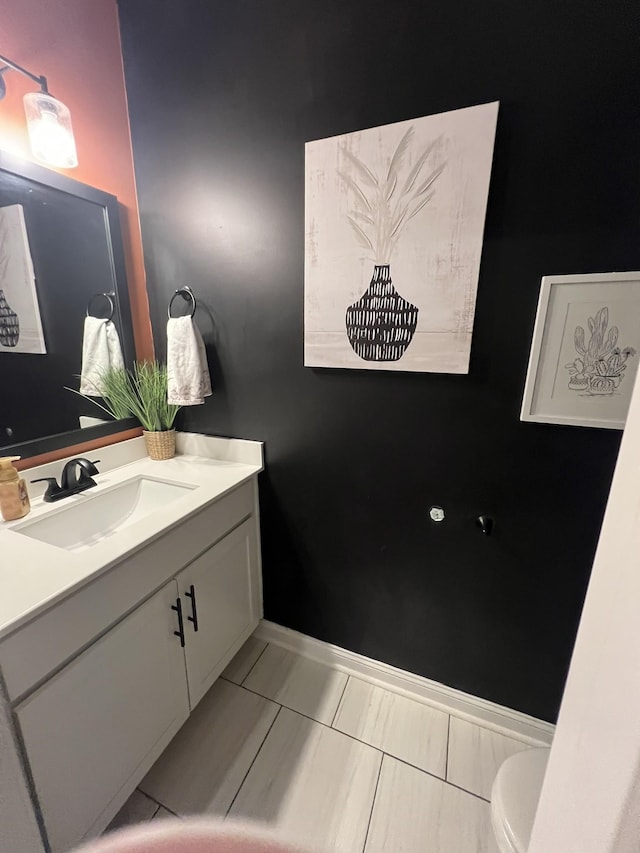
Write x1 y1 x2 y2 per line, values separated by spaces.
255 620 554 746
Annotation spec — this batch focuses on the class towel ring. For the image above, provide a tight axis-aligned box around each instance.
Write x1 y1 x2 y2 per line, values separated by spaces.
86 292 115 322
168 286 197 319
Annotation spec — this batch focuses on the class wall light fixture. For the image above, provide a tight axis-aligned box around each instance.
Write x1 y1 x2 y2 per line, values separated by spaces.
0 53 78 169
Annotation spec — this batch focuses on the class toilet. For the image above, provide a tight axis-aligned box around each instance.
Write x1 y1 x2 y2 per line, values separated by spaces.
490 747 550 853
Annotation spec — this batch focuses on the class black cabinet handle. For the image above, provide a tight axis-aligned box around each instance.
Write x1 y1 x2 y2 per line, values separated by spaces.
171 598 185 647
185 585 199 632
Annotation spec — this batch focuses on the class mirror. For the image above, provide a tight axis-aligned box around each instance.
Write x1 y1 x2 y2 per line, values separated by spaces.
0 150 138 459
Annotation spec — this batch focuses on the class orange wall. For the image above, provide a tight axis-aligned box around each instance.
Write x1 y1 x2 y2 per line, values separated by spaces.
0 0 153 362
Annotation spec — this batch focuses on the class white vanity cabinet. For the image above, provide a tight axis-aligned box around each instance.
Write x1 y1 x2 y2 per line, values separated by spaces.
15 581 190 853
177 518 260 708
0 471 263 853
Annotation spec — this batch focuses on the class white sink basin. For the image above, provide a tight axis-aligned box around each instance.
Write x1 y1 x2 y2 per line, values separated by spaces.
14 476 196 552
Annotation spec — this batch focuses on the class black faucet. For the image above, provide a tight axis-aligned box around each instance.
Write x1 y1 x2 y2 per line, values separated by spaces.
32 458 100 502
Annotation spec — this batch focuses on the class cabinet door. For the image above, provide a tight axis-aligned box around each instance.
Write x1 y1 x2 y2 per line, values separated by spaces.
178 518 260 708
16 581 190 853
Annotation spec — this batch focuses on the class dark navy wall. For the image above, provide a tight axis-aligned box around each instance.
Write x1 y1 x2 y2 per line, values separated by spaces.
117 0 640 721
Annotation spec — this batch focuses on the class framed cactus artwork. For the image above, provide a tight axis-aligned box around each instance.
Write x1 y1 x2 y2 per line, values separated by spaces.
0 204 46 354
521 272 640 429
304 102 499 373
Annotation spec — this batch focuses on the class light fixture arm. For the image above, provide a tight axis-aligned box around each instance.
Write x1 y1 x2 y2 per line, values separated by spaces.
0 53 49 100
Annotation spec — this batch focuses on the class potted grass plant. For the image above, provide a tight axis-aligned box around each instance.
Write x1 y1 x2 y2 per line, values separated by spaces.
68 361 181 460
130 361 181 459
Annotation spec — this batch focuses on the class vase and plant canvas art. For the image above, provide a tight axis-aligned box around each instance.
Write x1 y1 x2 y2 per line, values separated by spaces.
304 101 499 373
521 273 640 429
0 204 46 354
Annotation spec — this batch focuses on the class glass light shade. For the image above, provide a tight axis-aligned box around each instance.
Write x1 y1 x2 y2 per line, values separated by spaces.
23 91 78 168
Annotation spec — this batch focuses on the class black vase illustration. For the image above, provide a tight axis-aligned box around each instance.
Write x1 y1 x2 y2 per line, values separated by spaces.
339 125 445 364
0 289 19 348
346 265 418 361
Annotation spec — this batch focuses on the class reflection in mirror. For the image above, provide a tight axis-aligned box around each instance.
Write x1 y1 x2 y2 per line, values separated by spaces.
0 150 137 458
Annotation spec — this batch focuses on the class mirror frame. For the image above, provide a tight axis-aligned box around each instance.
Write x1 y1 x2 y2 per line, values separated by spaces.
0 149 139 460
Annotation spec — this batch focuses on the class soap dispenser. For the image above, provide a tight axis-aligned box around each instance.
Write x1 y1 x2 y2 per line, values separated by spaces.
0 456 31 521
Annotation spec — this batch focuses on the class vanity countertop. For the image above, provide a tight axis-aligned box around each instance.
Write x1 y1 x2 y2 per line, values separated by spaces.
0 434 263 641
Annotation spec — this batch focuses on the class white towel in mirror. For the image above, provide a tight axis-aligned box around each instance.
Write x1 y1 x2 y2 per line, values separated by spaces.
80 316 125 396
167 316 212 406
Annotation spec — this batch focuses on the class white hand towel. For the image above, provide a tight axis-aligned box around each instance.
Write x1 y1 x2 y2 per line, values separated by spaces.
79 316 125 396
167 316 212 406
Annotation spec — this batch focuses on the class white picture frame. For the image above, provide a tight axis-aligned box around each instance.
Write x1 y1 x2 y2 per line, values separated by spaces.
521 272 640 430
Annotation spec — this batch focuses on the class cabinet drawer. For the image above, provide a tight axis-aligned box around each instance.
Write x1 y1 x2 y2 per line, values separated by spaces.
1 480 254 702
16 581 190 853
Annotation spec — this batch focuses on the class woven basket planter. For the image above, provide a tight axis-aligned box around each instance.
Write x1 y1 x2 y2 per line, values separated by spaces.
143 429 176 460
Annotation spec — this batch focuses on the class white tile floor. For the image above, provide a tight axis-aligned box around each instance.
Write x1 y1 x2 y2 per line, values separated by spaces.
108 635 535 851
